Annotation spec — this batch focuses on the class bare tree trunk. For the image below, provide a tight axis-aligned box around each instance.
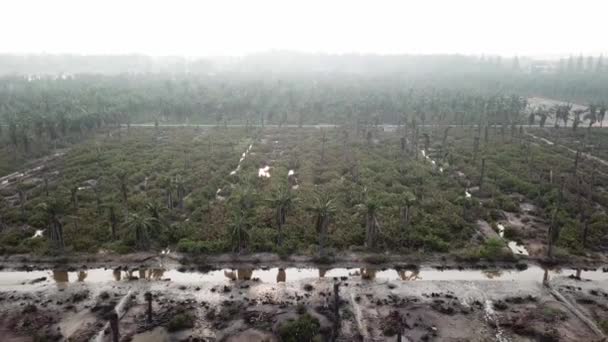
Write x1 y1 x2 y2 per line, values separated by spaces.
145 292 153 324
547 183 564 259
318 216 329 257
332 282 341 342
108 312 119 342
277 207 285 246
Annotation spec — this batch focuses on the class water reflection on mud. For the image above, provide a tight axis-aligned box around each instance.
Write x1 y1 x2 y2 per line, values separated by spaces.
277 268 286 283
398 270 421 281
53 270 69 289
2 265 607 288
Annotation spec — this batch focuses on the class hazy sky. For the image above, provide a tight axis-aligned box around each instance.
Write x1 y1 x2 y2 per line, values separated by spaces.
3 0 607 57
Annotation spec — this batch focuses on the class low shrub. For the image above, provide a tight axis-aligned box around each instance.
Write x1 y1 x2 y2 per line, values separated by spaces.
176 239 227 254
364 254 388 264
278 313 321 342
167 312 195 332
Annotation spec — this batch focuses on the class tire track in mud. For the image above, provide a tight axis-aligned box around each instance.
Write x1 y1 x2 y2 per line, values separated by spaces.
0 151 66 190
526 132 608 168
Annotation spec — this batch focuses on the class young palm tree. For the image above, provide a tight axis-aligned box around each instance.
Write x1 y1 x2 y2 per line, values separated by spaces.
228 182 257 254
145 201 167 222
145 201 169 235
267 184 296 246
307 192 336 257
124 212 157 251
230 208 248 254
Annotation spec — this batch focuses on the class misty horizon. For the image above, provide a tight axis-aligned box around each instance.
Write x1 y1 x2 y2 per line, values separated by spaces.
3 0 608 57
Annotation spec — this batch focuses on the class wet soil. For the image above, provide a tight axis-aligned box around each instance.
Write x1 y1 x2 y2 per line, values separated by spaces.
0 264 607 341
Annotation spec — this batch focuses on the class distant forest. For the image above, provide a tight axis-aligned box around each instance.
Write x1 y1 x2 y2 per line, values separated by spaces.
0 53 607 131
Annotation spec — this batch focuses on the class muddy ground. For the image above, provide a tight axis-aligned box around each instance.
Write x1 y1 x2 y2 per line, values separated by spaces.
1 263 607 342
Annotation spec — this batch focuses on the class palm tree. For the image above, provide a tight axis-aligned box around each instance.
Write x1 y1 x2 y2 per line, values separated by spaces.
145 201 166 222
227 182 257 254
307 192 336 257
547 183 564 259
267 184 296 246
598 104 606 127
37 200 65 253
145 201 169 235
124 213 157 251
572 109 585 131
229 182 257 212
584 104 598 133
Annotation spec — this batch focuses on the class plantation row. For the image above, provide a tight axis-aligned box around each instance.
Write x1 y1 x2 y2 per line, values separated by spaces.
0 124 606 262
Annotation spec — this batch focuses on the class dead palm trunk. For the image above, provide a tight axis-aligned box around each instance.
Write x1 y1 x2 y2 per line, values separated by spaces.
320 130 328 163
18 187 26 218
413 128 419 160
70 187 79 210
109 206 118 240
166 189 173 209
441 127 450 156
484 125 489 144
43 176 49 197
122 190 129 221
